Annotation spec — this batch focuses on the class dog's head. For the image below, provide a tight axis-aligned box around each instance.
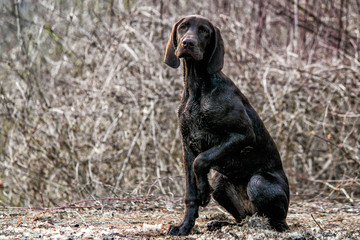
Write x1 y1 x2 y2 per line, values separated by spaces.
164 15 224 74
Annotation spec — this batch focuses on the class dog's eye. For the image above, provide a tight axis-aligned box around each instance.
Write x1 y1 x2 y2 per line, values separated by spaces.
198 26 209 34
179 23 188 30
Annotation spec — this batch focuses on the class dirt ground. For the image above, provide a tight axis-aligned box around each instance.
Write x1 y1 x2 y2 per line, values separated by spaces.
1 196 359 239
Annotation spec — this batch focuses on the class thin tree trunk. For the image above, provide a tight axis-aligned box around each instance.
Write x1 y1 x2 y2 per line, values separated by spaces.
293 0 299 52
337 0 344 57
256 0 268 49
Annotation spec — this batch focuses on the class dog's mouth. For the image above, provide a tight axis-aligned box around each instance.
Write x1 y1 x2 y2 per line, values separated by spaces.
175 47 203 61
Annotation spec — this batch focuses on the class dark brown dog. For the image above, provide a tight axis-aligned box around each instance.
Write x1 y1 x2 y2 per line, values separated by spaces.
164 15 290 236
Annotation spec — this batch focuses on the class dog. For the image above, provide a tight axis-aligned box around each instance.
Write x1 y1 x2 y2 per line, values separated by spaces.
164 15 290 236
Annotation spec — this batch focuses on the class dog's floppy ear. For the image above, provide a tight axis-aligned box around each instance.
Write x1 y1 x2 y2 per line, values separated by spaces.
164 18 184 68
207 25 224 74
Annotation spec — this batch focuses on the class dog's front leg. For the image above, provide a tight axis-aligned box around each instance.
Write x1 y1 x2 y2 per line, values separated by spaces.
167 145 199 236
193 132 255 206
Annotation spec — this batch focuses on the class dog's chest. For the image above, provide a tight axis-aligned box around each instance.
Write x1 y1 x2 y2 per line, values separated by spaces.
179 98 221 154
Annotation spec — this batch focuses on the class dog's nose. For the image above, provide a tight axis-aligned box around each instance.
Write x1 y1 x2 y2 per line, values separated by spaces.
182 38 197 48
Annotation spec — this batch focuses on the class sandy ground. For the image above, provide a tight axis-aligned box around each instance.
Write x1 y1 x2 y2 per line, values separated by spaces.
0 197 359 239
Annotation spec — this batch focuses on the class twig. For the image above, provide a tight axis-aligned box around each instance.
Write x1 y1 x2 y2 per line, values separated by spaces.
72 210 88 226
324 182 354 203
261 66 277 115
311 213 323 231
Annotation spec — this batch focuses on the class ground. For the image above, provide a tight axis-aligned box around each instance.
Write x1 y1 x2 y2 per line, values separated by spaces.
1 197 359 239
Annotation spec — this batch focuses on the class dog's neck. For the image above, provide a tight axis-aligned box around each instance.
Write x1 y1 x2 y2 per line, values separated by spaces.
182 59 212 98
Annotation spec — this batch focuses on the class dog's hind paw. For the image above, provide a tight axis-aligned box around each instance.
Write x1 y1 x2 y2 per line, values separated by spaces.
269 220 289 232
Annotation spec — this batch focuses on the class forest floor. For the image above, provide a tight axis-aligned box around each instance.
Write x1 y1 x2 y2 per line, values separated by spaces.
0 196 359 239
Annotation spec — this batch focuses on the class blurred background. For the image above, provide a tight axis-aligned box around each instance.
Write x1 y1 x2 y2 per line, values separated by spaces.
0 0 359 207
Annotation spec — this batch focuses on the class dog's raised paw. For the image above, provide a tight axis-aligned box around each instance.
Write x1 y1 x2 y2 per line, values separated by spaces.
198 183 212 207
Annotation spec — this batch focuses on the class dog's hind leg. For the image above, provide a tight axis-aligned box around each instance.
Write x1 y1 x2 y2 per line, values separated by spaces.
247 172 289 232
211 172 255 225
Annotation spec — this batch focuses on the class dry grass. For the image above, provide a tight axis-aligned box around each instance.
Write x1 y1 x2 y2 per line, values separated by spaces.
1 198 359 239
0 0 359 207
